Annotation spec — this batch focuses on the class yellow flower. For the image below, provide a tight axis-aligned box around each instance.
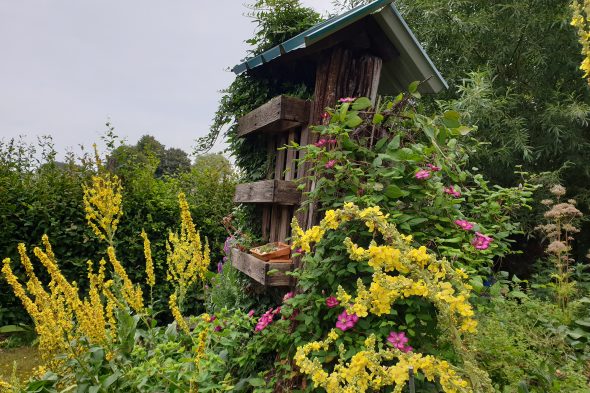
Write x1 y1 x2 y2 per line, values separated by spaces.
141 229 155 288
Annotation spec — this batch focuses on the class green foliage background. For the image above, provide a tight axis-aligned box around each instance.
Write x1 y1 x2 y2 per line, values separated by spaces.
0 135 236 326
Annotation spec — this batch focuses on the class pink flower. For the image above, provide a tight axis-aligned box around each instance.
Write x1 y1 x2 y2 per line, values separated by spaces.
247 310 255 318
209 315 216 322
295 248 303 254
325 160 337 169
326 296 339 308
254 308 276 332
214 325 222 332
472 232 493 250
455 219 474 231
321 112 330 119
444 186 461 198
327 139 338 145
426 164 441 172
415 169 431 180
338 97 355 103
335 310 358 331
314 139 327 147
387 331 412 352
283 292 294 302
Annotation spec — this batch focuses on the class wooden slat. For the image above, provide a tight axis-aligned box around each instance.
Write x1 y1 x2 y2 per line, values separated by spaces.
284 130 297 181
234 180 301 205
278 206 291 242
231 248 293 286
261 205 271 242
269 204 281 242
237 96 311 138
274 134 288 180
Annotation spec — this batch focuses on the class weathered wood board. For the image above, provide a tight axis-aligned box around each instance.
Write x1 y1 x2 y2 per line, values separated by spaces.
230 248 293 286
237 95 311 138
233 180 301 205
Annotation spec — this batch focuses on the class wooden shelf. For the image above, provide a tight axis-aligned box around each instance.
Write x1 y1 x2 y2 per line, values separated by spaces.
230 248 293 286
233 180 301 205
237 95 310 138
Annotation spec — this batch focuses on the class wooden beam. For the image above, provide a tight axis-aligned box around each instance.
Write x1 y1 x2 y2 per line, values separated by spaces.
237 95 311 138
234 180 301 205
231 248 293 286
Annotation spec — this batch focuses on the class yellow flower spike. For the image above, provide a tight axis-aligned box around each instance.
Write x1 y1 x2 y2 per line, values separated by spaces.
166 193 210 309
141 229 156 288
169 293 190 334
82 164 123 244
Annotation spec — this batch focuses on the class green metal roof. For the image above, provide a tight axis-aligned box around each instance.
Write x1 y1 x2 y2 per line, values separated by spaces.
232 0 447 94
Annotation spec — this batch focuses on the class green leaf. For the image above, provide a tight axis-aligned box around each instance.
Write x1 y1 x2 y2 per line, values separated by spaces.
374 137 388 151
346 115 363 128
405 314 416 324
442 110 461 128
0 324 27 333
387 135 400 150
384 185 405 199
351 97 372 110
372 113 384 125
248 378 266 387
408 81 420 93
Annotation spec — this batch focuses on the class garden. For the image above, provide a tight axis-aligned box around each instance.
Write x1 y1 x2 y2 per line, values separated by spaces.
1 0 590 392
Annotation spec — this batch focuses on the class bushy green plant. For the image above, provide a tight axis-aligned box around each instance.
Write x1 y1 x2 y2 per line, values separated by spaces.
291 92 537 275
473 292 589 392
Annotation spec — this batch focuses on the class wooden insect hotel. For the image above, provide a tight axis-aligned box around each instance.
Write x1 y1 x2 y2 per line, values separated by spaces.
229 0 446 286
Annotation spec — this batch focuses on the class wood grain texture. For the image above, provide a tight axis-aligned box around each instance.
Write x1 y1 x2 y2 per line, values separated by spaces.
233 180 301 205
237 95 311 138
230 248 293 286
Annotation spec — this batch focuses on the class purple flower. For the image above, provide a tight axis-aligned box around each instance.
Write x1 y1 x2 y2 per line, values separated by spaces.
248 310 255 318
325 296 339 308
214 325 222 332
426 163 441 172
338 97 355 103
472 232 493 250
444 186 461 198
217 261 224 274
335 310 358 331
209 315 216 322
455 219 474 231
387 331 412 352
223 236 233 255
325 160 337 169
314 139 327 147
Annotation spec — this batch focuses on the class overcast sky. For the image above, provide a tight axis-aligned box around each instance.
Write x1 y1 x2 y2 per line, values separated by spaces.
0 0 334 159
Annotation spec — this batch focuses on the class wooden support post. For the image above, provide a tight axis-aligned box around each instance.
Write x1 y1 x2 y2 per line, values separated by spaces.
297 46 383 230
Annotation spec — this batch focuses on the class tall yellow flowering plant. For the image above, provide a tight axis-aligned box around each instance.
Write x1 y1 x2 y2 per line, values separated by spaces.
291 203 493 393
166 192 210 315
572 0 590 83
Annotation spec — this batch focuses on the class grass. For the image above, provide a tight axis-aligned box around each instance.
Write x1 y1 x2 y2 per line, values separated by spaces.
0 346 41 384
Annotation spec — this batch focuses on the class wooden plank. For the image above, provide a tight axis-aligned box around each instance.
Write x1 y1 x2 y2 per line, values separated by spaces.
269 204 281 242
231 248 267 285
277 206 291 242
274 134 288 180
234 180 301 205
237 96 310 138
266 261 293 286
261 205 271 242
284 130 297 181
230 248 293 286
